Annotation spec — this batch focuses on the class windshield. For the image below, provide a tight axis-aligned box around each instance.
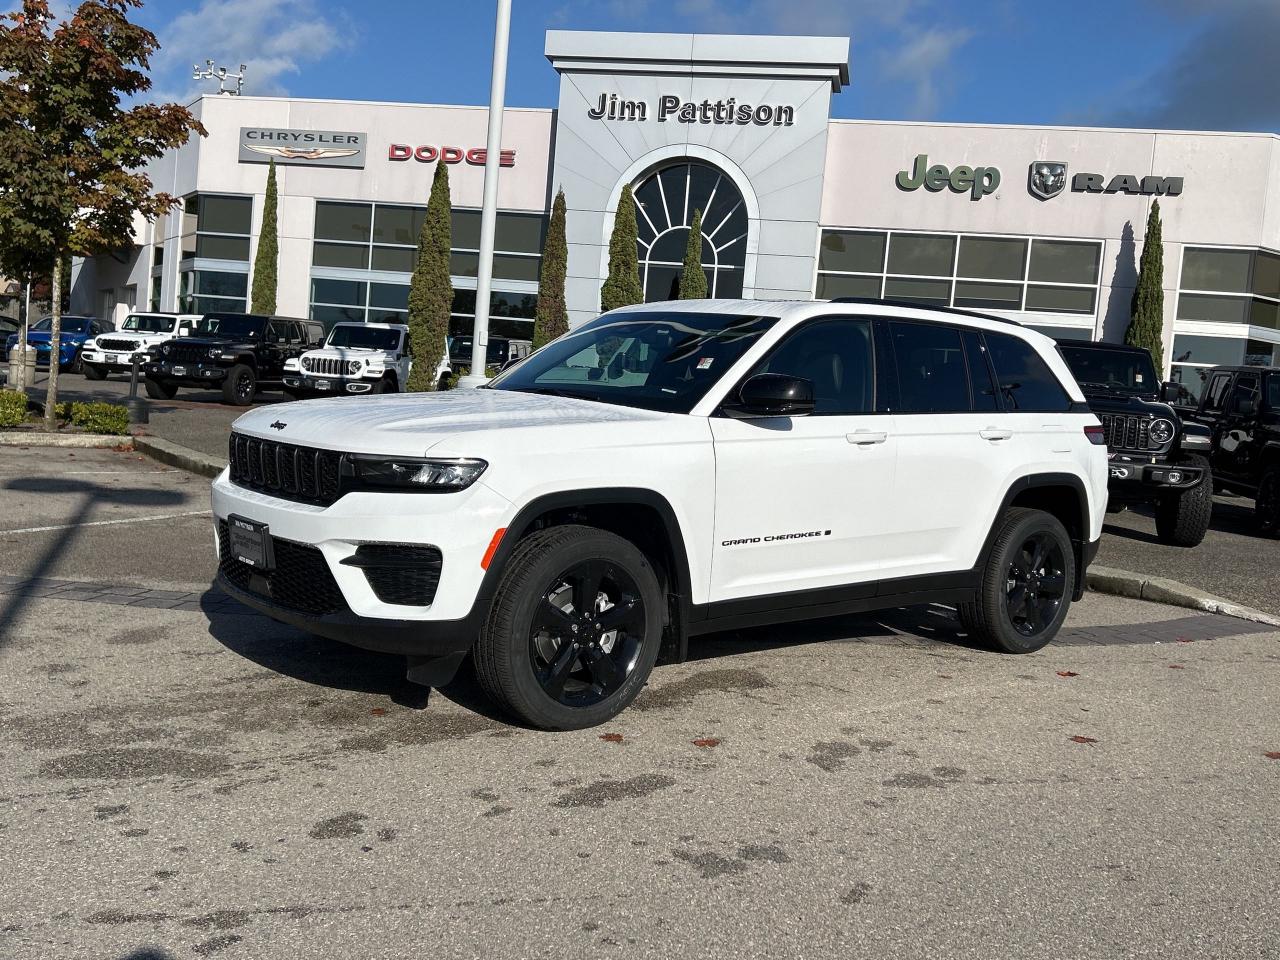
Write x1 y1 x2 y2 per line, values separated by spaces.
200 313 264 339
122 314 175 334
488 311 778 413
326 325 401 350
1059 345 1158 395
31 317 90 334
451 337 507 363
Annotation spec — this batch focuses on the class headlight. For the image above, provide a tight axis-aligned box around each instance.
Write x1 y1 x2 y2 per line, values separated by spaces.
346 359 362 376
1148 418 1175 447
161 344 171 356
84 339 97 350
207 347 222 359
351 457 488 491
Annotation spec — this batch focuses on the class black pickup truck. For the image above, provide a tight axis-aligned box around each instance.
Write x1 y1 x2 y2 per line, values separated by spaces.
144 313 323 406
1057 340 1214 547
1182 365 1280 534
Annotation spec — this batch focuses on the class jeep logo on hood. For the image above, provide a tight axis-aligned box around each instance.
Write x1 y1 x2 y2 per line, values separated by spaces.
269 421 287 431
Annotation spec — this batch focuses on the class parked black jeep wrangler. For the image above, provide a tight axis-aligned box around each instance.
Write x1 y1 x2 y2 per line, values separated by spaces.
1058 340 1214 546
144 313 324 406
1184 365 1280 535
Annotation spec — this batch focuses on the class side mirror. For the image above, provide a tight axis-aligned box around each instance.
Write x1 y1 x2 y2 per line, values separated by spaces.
726 374 815 418
1161 380 1182 403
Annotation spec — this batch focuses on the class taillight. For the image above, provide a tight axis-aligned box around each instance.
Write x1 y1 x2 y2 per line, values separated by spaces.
1084 424 1106 445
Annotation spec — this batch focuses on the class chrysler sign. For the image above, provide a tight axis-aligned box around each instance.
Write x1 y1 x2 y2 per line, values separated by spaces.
238 128 366 168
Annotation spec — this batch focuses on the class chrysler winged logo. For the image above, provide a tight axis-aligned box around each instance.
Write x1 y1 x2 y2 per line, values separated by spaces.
1029 161 1068 200
269 420 287 431
245 144 360 162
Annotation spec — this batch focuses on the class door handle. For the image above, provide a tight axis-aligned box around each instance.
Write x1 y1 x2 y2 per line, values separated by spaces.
980 427 1013 441
847 430 888 445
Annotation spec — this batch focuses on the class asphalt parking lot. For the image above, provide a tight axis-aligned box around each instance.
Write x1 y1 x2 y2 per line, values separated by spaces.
2 447 1278 960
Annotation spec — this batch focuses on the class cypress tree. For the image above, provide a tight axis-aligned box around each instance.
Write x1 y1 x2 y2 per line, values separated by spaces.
250 160 279 315
1126 199 1165 371
533 188 569 349
600 184 643 311
678 208 708 299
407 162 453 391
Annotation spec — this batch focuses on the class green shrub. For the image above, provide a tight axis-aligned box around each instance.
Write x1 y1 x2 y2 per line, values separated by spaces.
70 401 130 435
0 389 27 427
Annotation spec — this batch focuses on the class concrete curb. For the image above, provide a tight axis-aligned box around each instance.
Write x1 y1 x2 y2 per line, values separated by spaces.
132 435 225 479
0 431 132 449
1088 564 1280 627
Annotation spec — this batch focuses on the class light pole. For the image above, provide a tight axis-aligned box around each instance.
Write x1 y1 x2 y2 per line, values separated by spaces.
457 0 512 389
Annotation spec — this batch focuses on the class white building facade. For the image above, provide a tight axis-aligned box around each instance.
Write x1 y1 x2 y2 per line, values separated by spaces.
73 29 1280 397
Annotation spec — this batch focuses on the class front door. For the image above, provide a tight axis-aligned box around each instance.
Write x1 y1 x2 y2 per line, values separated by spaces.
1219 372 1262 481
709 317 897 603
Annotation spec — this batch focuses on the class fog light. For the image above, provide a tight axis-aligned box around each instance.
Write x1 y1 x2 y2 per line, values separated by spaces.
1168 471 1183 484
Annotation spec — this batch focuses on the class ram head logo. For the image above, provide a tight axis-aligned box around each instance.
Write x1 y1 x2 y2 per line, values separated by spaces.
1029 161 1068 200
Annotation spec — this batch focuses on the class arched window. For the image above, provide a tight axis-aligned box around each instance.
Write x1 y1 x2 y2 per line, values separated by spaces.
632 161 747 302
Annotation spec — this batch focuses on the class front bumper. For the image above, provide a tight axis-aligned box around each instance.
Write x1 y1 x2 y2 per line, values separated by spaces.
146 360 228 384
83 350 145 371
210 467 513 651
283 374 377 395
1106 454 1205 493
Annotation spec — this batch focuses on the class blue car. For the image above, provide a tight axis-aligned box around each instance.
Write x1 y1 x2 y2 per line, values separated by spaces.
5 315 106 373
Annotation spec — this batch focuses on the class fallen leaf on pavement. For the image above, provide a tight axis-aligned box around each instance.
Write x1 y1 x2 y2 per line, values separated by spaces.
1069 735 1099 745
938 674 953 680
599 733 623 743
1176 638 1194 644
692 738 721 748
1264 752 1280 760
369 708 386 717
1168 664 1185 670
1056 671 1079 678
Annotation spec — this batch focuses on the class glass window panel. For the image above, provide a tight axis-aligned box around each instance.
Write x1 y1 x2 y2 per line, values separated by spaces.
1170 365 1209 403
1253 252 1280 299
1025 284 1096 314
448 317 475 338
1029 324 1094 341
685 164 721 221
644 264 681 303
491 316 536 340
650 228 689 264
1245 339 1280 366
450 251 479 278
957 237 1026 281
452 209 482 250
1028 240 1100 284
372 205 424 246
180 233 197 260
1177 293 1248 324
370 283 410 310
884 277 951 306
817 273 881 300
490 291 538 319
659 166 688 229
962 330 1000 411
198 195 252 235
818 231 886 274
311 278 366 306
195 271 247 297
752 318 875 415
181 197 198 237
191 295 245 314
195 235 250 261
887 233 955 277
954 280 1022 310
985 330 1073 412
314 201 372 243
889 322 970 413
368 309 409 325
313 242 370 270
1181 248 1251 293
712 268 743 299
493 254 541 283
451 289 478 315
309 304 365 327
1249 298 1280 329
371 245 417 273
153 244 164 267
496 213 546 254
1171 334 1246 367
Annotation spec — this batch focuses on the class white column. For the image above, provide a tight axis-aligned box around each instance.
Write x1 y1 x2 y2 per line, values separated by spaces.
457 0 512 388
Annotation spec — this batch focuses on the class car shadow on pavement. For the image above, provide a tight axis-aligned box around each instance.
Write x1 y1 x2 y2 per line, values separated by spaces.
0 477 185 648
1105 496 1269 545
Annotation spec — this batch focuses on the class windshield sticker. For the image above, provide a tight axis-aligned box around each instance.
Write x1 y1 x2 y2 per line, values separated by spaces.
697 357 714 370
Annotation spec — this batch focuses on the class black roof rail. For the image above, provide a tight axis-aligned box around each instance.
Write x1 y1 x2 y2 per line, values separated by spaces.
828 297 1023 326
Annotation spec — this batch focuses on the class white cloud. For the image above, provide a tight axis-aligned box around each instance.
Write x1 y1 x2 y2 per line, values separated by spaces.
881 27 973 119
147 0 352 103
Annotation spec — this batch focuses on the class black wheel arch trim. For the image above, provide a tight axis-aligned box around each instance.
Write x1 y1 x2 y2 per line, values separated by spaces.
983 471 1093 601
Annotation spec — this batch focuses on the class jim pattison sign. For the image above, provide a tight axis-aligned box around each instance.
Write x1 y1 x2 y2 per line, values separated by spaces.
587 93 795 126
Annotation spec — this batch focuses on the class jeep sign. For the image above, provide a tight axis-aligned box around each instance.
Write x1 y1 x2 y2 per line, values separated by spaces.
896 154 1001 201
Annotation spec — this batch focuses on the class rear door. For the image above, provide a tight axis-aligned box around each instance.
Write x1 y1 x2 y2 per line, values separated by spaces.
1200 371 1239 479
708 316 897 602
1219 372 1262 481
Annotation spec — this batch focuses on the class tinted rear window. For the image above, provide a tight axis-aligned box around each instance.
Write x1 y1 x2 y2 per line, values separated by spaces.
888 321 970 413
985 331 1073 412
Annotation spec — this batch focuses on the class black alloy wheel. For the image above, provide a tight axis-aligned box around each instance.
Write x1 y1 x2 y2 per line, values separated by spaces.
1004 532 1067 638
528 559 646 708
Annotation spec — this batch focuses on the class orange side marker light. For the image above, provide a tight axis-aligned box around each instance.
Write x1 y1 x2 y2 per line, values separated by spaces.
481 528 507 570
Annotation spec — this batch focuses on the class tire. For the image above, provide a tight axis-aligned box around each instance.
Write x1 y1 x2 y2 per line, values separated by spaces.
144 377 178 400
473 525 665 730
958 507 1076 654
221 363 255 406
437 374 451 392
83 364 107 381
1255 466 1280 538
283 388 302 401
369 378 389 395
62 350 83 375
1154 456 1212 547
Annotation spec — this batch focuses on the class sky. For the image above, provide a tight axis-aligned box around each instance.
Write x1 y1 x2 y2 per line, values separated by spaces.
106 0 1280 133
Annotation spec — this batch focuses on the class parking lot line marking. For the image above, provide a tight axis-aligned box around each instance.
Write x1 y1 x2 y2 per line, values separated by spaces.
1 510 212 535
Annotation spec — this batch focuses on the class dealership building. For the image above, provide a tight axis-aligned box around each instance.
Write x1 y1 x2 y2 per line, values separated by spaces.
72 30 1280 395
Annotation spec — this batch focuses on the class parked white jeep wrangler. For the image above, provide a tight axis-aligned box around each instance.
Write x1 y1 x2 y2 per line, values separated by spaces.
81 312 202 380
282 322 450 397
213 299 1108 729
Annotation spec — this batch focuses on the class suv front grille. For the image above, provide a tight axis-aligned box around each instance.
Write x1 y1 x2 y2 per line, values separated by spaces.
228 433 343 506
97 337 140 353
165 344 207 364
1099 414 1150 452
217 521 346 616
302 356 348 376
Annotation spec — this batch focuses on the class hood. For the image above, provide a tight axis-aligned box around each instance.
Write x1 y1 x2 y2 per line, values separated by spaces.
13 329 89 344
105 330 173 344
1080 391 1173 418
166 335 253 349
230 387 672 458
304 347 391 362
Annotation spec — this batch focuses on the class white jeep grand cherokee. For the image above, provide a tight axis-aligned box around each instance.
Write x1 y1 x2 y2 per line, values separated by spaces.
212 299 1108 729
